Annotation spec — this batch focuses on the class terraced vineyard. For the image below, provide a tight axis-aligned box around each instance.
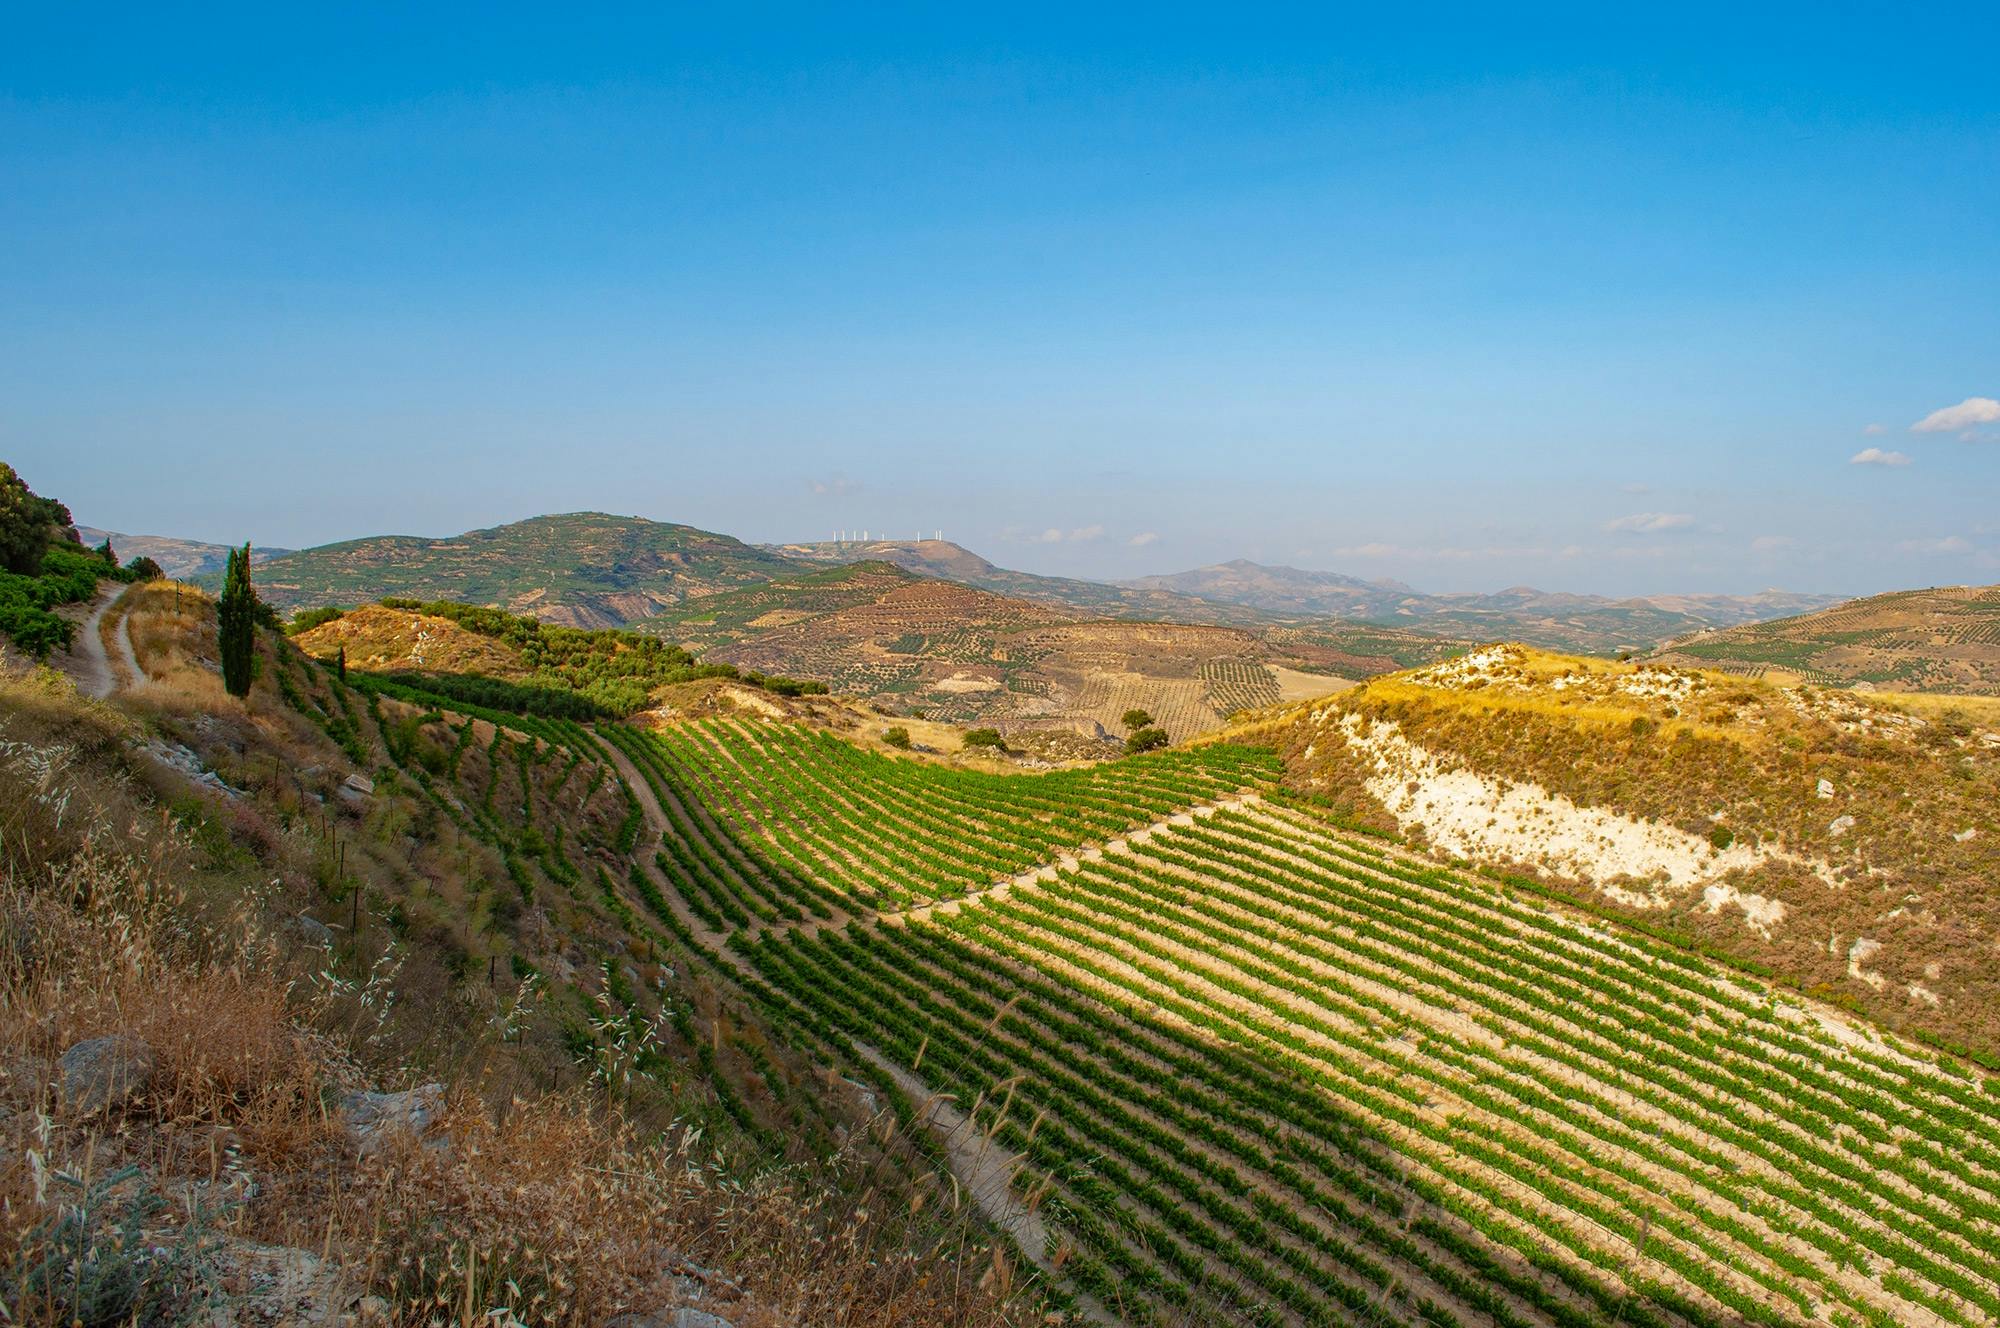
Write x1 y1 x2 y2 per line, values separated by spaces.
600 717 1279 930
594 709 2000 1326
713 800 2000 1326
1201 657 1283 716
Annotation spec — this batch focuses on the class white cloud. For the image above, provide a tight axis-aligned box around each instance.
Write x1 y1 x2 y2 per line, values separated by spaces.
1910 397 2000 433
1750 535 1797 553
808 475 860 497
1897 535 1974 555
1849 447 1912 467
1013 524 1103 545
1862 423 1887 436
1603 512 1695 534
1332 542 1399 558
1128 531 1159 548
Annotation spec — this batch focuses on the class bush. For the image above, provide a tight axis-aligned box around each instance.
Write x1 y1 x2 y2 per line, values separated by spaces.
882 726 912 750
1124 727 1170 755
962 727 1005 751
289 605 348 634
1121 708 1154 732
1709 824 1734 850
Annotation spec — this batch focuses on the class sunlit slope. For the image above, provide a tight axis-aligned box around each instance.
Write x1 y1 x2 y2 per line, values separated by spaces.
1653 583 2000 694
1258 645 2000 1059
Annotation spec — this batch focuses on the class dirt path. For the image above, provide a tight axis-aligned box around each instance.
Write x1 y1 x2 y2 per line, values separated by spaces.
853 1045 1118 1325
591 734 745 965
56 584 125 699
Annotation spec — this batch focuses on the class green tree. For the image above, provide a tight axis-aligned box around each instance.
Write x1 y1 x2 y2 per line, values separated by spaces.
1120 708 1154 732
125 555 164 580
881 725 912 750
1124 726 1169 755
962 727 1006 751
0 462 70 575
218 543 258 698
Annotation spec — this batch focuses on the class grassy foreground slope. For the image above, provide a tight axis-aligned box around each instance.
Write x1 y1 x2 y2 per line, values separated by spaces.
1652 583 2000 694
1 578 1036 1327
613 694 2000 1326
1258 645 2000 1058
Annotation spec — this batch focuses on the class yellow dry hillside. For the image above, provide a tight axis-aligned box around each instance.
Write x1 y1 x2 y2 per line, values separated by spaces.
1257 643 2000 1062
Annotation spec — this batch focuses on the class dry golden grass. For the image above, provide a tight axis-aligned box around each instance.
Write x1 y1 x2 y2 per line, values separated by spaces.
0 629 1037 1326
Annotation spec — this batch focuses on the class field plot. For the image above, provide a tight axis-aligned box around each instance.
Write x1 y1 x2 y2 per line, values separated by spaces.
744 798 2000 1328
600 717 1280 929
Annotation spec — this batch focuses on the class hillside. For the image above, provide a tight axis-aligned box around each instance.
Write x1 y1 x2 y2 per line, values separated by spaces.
10 578 1028 1327
76 525 292 580
648 561 1352 742
253 513 797 627
1254 644 2000 1055
1128 559 1841 654
17 553 2000 1327
1651 583 2000 694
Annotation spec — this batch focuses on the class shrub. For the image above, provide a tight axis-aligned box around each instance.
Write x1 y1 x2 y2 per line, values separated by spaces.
1709 824 1734 850
1121 708 1154 732
882 725 912 750
1125 726 1170 755
288 605 347 634
962 727 1006 751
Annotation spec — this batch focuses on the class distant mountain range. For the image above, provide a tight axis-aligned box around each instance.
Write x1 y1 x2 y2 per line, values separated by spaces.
1120 558 1843 655
178 511 1845 658
77 527 292 581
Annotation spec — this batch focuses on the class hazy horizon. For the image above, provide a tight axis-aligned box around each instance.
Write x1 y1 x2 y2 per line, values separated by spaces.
8 5 1997 597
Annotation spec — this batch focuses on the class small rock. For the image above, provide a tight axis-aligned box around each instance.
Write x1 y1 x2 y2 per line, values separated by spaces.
1816 778 1835 800
292 914 335 948
342 773 375 796
339 1083 443 1157
60 1034 155 1114
1829 815 1857 838
1953 828 1977 843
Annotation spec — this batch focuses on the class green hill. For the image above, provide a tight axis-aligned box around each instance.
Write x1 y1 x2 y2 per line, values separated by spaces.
1652 583 2000 693
251 512 798 627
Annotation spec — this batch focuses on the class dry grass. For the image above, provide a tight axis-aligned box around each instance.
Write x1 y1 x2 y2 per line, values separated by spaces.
1270 645 2000 1060
0 643 1039 1326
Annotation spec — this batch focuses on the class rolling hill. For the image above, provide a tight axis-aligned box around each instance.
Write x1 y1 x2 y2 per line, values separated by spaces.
251 512 797 627
1651 583 2000 693
1248 643 2000 1055
645 561 1350 740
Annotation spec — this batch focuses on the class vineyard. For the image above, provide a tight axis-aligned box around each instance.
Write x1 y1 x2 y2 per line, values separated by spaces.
584 708 2000 1328
734 794 2000 1327
601 717 1280 930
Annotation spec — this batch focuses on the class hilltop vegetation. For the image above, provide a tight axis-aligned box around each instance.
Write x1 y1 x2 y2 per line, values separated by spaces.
253 512 796 627
1258 645 2000 1058
0 462 155 655
296 597 825 717
1652 583 2000 694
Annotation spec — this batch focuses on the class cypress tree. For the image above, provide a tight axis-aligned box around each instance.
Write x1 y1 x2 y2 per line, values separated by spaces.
335 643 347 682
218 543 257 698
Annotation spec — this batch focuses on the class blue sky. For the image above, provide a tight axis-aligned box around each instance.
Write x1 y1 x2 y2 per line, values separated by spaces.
3 4 1995 595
